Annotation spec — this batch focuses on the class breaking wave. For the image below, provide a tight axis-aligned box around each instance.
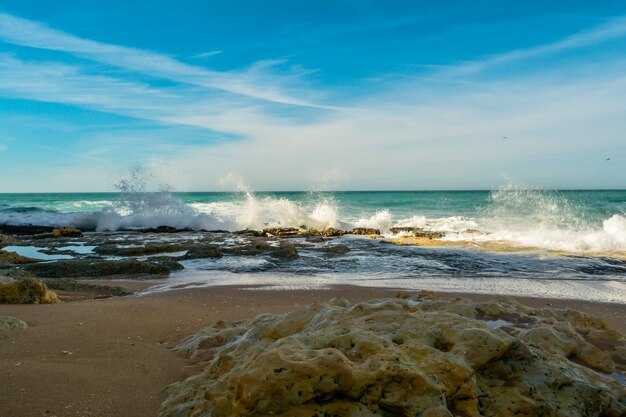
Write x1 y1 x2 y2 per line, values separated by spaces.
0 183 624 254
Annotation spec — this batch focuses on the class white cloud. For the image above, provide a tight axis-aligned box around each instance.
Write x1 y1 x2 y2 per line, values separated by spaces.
193 50 223 59
0 144 6 152
0 12 323 108
0 13 625 191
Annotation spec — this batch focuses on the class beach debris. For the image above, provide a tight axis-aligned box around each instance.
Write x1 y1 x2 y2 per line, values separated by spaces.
61 350 73 355
51 227 83 238
0 315 28 330
160 293 625 417
0 277 59 304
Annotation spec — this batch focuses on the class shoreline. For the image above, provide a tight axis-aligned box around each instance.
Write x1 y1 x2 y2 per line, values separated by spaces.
1 284 625 417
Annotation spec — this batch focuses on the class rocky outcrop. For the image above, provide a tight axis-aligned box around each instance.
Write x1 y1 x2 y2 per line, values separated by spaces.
0 249 40 266
41 278 133 297
351 228 381 235
0 277 59 304
0 233 20 246
389 227 445 239
0 224 54 235
23 258 183 278
0 315 28 330
160 293 625 417
51 227 83 238
306 227 348 237
263 228 301 237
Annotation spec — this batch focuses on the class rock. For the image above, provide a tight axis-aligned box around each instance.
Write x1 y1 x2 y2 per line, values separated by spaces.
41 278 133 297
0 249 40 266
270 242 299 259
0 315 28 330
307 227 348 237
389 227 445 239
0 233 20 246
234 230 264 237
263 228 301 237
23 258 183 278
320 244 351 254
160 294 625 417
138 225 192 233
0 224 55 235
0 277 60 304
95 243 187 256
51 227 83 238
183 247 224 260
351 228 381 235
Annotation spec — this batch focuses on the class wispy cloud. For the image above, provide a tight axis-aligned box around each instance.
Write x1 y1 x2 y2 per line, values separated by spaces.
0 144 7 152
0 12 325 108
193 50 222 59
440 15 626 77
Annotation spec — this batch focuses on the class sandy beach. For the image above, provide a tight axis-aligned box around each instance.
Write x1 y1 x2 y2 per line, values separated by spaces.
1 284 624 417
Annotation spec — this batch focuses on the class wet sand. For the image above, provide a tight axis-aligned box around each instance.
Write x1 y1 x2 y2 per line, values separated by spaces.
1 284 625 417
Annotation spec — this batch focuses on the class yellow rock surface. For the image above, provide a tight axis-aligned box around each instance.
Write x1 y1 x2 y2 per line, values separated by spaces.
160 293 625 417
0 277 60 304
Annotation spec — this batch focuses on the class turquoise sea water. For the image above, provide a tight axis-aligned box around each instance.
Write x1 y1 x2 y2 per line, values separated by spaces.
1 188 625 302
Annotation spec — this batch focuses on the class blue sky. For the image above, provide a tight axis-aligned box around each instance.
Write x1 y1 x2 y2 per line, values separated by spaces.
0 1 625 191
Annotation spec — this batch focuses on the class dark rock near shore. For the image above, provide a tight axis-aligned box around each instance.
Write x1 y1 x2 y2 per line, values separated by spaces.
0 250 40 266
0 233 20 246
23 258 183 278
319 244 351 254
350 228 380 235
0 224 55 235
235 230 264 237
306 227 348 237
182 247 224 260
41 278 132 297
270 242 299 259
95 243 186 257
263 228 301 237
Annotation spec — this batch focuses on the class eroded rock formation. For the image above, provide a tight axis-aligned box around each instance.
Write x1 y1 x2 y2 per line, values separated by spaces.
160 293 625 417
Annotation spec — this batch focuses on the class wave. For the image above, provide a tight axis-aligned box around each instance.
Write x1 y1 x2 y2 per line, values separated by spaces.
0 185 624 254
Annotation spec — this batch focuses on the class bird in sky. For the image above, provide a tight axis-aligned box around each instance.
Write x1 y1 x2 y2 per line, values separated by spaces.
605 157 611 161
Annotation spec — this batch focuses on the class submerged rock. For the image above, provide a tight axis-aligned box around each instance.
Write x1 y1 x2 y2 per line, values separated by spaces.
183 247 224 260
23 258 183 278
270 242 299 259
160 293 625 417
0 315 28 330
51 227 83 238
0 277 60 304
319 243 351 254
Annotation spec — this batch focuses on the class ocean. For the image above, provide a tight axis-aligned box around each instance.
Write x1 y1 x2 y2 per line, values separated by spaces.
1 187 625 302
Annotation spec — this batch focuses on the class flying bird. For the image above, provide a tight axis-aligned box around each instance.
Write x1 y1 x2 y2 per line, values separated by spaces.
502 136 509 139
605 157 611 161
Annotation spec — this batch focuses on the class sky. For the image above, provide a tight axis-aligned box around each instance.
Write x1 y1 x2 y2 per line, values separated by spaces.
0 0 625 192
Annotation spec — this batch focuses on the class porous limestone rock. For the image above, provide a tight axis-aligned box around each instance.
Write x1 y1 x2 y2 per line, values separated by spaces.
0 315 28 330
388 227 445 239
0 277 59 304
0 233 20 246
160 293 625 417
